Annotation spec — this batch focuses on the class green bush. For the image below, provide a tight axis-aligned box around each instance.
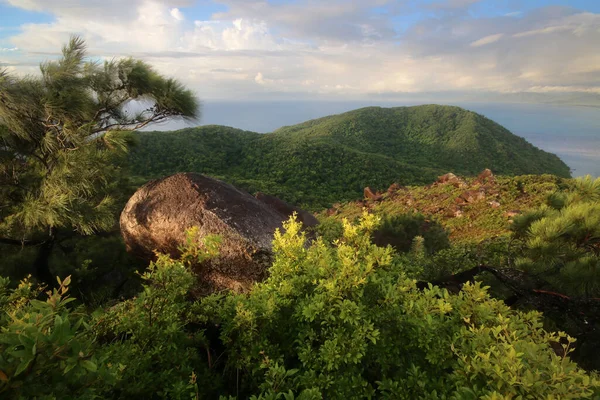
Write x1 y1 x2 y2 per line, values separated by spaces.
372 213 450 255
0 217 598 399
0 276 119 399
199 214 599 399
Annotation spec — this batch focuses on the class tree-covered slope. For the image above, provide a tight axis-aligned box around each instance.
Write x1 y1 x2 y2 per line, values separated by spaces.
129 105 571 209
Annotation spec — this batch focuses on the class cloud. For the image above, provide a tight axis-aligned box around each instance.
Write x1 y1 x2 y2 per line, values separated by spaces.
0 47 20 51
254 72 267 84
213 0 397 43
504 11 522 18
427 0 480 11
2 1 599 100
170 8 185 21
470 33 503 47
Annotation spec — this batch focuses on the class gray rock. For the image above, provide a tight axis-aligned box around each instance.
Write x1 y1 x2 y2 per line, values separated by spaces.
120 173 292 295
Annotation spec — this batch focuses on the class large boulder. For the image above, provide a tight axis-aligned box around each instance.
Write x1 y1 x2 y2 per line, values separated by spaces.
120 173 291 295
255 192 319 228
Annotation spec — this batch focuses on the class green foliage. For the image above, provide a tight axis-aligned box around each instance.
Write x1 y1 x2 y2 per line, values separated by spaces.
179 227 222 268
197 215 598 399
2 217 598 398
0 36 198 284
91 254 214 398
323 174 567 244
129 105 570 209
372 213 450 255
0 228 223 399
513 175 600 298
0 275 119 399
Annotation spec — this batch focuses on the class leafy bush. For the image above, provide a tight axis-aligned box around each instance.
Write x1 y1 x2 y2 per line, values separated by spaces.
0 276 119 399
372 213 450 255
92 254 217 398
1 218 598 399
199 214 599 399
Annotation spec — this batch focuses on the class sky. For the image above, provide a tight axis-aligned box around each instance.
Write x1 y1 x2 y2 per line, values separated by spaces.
1 0 600 101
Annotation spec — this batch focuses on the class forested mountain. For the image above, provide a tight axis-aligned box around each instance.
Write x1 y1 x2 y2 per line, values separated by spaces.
130 105 571 208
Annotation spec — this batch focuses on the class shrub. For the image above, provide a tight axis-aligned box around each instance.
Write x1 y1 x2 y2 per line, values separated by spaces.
372 213 450 255
199 214 599 399
1 218 598 398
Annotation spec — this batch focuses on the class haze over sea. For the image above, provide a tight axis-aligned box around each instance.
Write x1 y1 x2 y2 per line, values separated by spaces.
160 101 600 178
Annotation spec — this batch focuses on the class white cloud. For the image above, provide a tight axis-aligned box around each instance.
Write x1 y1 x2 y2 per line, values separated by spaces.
254 72 266 84
170 8 184 21
504 11 522 18
528 85 600 94
470 33 503 47
513 25 571 38
2 1 599 100
0 47 19 51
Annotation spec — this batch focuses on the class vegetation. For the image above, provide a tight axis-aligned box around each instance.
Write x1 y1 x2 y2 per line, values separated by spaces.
1 217 598 399
129 106 571 209
320 174 569 242
512 175 600 298
0 36 198 285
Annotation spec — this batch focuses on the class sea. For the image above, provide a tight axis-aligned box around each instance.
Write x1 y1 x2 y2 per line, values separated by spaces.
157 100 600 178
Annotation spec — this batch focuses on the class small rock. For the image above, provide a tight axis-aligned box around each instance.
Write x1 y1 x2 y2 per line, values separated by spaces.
504 210 521 219
488 200 501 209
387 183 402 196
475 168 495 184
364 187 383 201
437 172 467 188
459 190 486 203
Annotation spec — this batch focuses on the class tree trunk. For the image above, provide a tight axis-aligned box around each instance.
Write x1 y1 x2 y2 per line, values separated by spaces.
33 236 56 287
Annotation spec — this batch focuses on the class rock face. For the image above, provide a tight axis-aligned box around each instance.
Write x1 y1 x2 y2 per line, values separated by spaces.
475 168 495 184
120 173 294 295
457 189 486 204
255 192 319 228
364 187 383 201
436 173 467 188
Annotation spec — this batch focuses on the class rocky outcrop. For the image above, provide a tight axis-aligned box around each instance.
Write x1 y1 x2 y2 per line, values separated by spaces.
436 173 467 188
456 189 486 204
387 183 402 197
255 192 319 228
120 173 312 295
475 168 495 184
364 187 383 201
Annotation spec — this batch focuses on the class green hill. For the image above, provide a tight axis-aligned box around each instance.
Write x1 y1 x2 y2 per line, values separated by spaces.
129 105 571 209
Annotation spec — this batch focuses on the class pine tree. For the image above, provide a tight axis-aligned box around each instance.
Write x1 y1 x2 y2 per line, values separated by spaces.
0 37 199 284
512 175 600 298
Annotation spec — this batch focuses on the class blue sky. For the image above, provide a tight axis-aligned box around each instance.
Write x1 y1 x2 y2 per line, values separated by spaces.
1 0 599 101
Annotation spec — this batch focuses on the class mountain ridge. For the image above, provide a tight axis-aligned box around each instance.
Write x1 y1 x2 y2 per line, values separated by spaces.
129 104 571 209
